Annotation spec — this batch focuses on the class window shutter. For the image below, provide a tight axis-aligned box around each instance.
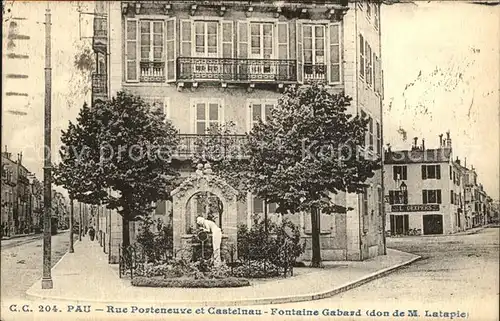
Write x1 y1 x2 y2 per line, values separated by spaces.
423 190 427 204
125 18 139 82
221 21 234 58
437 190 442 204
328 23 341 84
165 18 176 82
277 22 289 81
451 191 454 204
296 21 303 83
180 20 192 57
389 191 394 205
237 21 248 80
359 34 364 79
421 165 427 179
436 165 441 179
237 21 248 58
320 212 332 233
403 166 407 180
304 211 312 234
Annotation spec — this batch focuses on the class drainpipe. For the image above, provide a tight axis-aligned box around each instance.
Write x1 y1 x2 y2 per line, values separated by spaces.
378 2 386 255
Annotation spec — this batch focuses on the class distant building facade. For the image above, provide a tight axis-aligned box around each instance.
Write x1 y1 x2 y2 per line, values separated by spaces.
384 133 467 235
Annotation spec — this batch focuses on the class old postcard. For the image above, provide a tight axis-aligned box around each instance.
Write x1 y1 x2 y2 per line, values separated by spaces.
1 1 499 320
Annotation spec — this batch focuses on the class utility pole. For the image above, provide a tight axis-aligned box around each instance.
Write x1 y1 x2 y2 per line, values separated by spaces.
41 4 53 290
69 198 74 253
79 202 82 241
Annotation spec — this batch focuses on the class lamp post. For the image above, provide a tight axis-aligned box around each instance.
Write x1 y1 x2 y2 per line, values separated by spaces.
41 4 53 289
399 182 407 205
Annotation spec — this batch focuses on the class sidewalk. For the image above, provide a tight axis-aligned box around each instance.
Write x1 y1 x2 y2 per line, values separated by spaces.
26 239 420 306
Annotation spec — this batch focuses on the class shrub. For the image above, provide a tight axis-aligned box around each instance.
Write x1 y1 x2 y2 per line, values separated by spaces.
232 260 280 278
131 276 250 288
134 215 174 263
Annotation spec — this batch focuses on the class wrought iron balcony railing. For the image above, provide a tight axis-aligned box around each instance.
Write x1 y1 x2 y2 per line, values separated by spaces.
140 61 165 83
304 64 327 83
177 57 297 83
92 73 107 99
175 134 249 159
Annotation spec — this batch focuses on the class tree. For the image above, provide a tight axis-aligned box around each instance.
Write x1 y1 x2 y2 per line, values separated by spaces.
245 85 380 267
55 92 180 247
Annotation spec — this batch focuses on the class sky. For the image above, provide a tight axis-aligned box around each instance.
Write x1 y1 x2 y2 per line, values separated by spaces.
1 1 499 198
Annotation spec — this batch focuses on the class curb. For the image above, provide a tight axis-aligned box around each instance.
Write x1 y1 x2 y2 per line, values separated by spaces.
26 254 421 306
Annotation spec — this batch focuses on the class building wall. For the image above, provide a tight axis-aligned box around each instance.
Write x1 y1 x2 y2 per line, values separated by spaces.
101 1 384 262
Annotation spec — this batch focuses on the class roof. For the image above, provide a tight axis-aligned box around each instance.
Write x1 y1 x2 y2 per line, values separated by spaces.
384 148 452 164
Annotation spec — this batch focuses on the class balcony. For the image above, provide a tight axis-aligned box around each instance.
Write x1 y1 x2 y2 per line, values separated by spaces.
304 64 327 83
140 61 165 83
177 57 297 84
92 73 107 102
174 134 249 159
92 16 107 53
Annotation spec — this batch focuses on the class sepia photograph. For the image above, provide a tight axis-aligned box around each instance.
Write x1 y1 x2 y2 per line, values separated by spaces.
1 0 499 320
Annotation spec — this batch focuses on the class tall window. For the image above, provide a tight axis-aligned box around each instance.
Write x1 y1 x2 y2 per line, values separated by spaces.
377 186 383 217
140 20 163 62
423 190 442 204
389 190 408 205
362 188 369 216
359 34 365 79
367 3 372 19
194 21 218 57
368 117 374 151
365 41 373 86
374 4 380 29
422 165 441 179
376 121 381 155
193 100 222 134
250 23 273 59
303 24 326 80
248 100 277 131
393 165 407 180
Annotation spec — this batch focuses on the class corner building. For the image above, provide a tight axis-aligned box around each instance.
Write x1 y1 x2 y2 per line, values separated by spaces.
92 0 385 262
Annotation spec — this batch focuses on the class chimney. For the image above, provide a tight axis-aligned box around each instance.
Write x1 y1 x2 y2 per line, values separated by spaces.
18 152 23 165
446 131 452 148
456 157 460 165
464 157 467 168
421 138 425 151
439 134 443 147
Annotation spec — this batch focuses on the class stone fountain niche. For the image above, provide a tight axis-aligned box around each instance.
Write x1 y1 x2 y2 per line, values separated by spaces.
171 163 238 259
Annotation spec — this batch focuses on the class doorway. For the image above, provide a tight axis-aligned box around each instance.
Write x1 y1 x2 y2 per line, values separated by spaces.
389 214 409 236
423 214 443 235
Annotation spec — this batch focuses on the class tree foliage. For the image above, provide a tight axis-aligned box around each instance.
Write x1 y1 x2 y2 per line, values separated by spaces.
54 92 180 246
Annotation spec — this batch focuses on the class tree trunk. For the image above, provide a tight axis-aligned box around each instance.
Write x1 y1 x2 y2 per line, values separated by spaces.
69 198 74 253
310 206 322 267
122 216 130 248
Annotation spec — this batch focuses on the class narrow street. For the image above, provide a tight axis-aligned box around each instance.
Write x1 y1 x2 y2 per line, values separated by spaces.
1 231 73 301
277 227 499 320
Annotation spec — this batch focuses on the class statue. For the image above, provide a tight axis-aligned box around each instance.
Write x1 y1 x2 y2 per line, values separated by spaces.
196 216 222 266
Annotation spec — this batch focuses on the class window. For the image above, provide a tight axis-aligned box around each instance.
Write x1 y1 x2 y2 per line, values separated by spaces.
389 190 408 205
451 191 454 205
250 22 273 59
359 34 365 79
377 186 383 217
393 165 407 180
194 21 218 56
368 117 374 151
300 23 341 83
192 99 223 134
376 121 381 155
423 190 442 204
365 41 373 86
303 24 326 81
247 99 277 131
125 18 176 83
374 4 380 29
449 165 452 180
367 3 372 20
373 54 381 93
360 110 367 148
422 165 441 179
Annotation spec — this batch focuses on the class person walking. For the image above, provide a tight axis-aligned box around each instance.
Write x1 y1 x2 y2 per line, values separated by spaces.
88 226 95 241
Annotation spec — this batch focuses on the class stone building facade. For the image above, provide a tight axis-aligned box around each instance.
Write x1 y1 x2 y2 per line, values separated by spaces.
91 0 385 262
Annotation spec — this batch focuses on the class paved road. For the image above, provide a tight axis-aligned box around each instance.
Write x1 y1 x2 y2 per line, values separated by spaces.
1 231 73 301
276 227 499 320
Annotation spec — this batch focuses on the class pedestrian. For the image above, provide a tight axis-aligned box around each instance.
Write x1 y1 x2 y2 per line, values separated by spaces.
88 226 95 241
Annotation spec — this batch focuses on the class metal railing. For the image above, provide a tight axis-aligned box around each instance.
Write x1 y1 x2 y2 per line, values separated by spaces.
304 64 327 83
140 61 165 83
177 57 297 83
91 73 107 96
